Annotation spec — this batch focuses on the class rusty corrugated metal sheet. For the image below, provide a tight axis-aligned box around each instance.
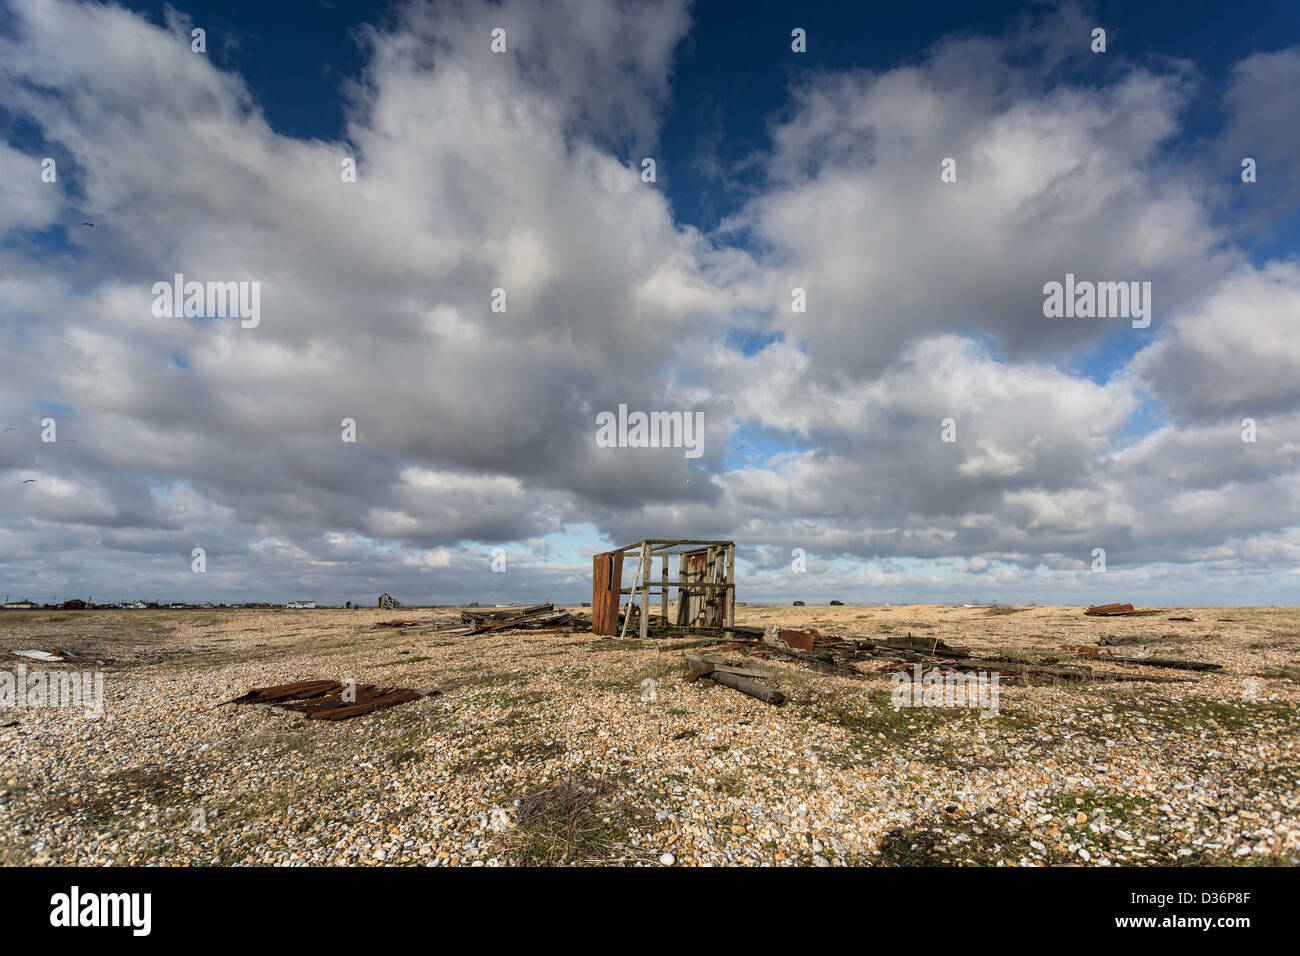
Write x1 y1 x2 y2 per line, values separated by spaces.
777 628 817 651
225 680 423 720
592 551 624 636
1085 603 1165 616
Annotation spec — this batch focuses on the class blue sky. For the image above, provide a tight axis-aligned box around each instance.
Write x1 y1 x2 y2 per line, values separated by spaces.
2 0 1299 606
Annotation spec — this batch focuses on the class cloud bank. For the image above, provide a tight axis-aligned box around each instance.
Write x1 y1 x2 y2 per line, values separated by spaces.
1 0 1297 606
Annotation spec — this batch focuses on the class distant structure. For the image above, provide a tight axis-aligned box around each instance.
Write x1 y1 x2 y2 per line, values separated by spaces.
61 599 87 610
285 600 317 609
3 598 37 609
377 592 402 609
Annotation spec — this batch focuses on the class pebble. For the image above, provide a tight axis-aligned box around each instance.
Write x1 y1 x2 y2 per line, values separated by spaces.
0 605 1295 867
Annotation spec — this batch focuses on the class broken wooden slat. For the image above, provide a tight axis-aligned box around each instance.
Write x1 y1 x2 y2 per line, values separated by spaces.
880 636 969 655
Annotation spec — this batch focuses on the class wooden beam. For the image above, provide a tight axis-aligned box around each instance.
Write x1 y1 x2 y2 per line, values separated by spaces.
639 541 651 640
707 670 785 705
724 544 735 629
661 553 669 625
618 545 644 641
616 580 732 591
612 539 736 553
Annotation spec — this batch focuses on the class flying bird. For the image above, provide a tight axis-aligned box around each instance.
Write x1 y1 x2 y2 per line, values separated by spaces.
2 426 15 432
21 479 36 484
81 222 94 227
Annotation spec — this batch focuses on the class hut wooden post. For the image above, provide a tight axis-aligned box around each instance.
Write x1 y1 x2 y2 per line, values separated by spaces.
639 541 651 640
724 543 735 628
661 553 669 625
619 546 644 641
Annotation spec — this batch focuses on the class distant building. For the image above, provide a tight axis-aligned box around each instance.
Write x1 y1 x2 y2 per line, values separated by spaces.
3 599 37 609
377 593 402 609
285 600 316 609
61 599 87 610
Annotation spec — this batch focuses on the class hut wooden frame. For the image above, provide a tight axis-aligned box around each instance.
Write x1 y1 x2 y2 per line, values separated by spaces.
591 539 736 639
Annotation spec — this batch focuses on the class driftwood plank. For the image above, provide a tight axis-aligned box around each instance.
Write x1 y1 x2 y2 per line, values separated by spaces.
1060 645 1221 671
707 670 785 705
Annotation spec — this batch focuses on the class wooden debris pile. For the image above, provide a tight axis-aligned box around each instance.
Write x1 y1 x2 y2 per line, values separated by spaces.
461 603 552 624
1060 644 1221 671
459 603 589 634
679 623 1226 701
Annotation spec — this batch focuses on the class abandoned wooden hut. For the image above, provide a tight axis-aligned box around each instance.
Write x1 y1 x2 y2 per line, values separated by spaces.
592 539 735 639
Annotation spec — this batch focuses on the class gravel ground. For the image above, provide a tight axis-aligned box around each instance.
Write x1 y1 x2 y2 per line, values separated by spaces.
0 604 1296 866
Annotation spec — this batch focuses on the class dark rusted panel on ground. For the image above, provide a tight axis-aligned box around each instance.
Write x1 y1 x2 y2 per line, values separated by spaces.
228 680 341 703
225 680 424 720
287 687 423 720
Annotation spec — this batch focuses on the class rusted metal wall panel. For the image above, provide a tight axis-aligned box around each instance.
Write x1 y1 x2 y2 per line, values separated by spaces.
591 550 624 636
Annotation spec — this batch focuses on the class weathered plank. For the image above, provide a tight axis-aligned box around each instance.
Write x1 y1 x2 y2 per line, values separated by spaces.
707 670 785 705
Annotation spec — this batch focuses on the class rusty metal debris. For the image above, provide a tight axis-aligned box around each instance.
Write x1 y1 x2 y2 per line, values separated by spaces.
772 627 817 651
223 679 430 720
1084 603 1165 616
